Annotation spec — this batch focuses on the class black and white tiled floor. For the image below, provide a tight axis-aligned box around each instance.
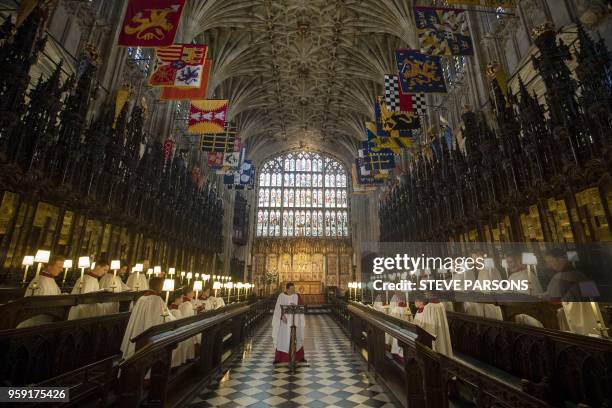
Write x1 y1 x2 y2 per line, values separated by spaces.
186 314 398 407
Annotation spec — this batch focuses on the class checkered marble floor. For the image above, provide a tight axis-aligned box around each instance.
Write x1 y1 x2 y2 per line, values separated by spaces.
186 314 399 407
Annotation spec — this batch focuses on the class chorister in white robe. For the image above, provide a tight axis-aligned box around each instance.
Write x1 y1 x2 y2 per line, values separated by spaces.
178 297 199 357
99 274 129 314
121 292 173 361
126 273 149 291
17 274 62 328
413 302 453 357
545 270 603 336
462 267 503 320
67 274 105 320
272 292 305 363
560 302 603 336
168 306 197 367
508 268 544 327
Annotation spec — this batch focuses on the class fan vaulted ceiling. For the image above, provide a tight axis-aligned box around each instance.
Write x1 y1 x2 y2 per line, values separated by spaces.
178 0 417 163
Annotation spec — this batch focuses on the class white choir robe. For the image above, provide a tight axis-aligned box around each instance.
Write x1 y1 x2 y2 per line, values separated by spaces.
272 293 305 363
168 307 196 367
213 296 225 309
99 274 128 314
67 274 105 320
18 274 62 328
202 297 215 311
120 293 174 378
414 302 453 357
560 302 603 336
462 268 503 320
121 293 170 358
508 269 544 327
178 299 198 359
126 273 149 291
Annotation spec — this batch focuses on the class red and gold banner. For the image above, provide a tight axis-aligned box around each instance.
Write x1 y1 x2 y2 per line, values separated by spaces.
187 100 229 134
118 0 186 47
149 44 208 87
160 59 212 100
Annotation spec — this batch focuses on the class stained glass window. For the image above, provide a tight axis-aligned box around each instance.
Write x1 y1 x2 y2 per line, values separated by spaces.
256 151 350 237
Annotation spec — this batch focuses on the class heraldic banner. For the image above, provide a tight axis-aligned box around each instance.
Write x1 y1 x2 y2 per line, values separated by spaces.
414 7 473 56
161 59 212 100
188 100 229 134
396 49 447 93
118 0 186 47
150 44 208 87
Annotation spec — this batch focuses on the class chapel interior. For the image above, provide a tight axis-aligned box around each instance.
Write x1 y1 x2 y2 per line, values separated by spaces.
1 0 612 407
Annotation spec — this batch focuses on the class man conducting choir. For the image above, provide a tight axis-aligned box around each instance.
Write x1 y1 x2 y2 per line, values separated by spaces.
272 282 306 364
67 259 109 320
18 255 65 327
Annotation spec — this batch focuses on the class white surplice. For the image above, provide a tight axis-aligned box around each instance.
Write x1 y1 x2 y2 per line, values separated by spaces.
126 273 149 291
508 268 544 327
414 302 453 357
67 274 105 320
121 293 173 360
168 307 196 367
178 298 199 358
272 293 305 355
561 302 603 336
99 274 129 314
17 274 62 328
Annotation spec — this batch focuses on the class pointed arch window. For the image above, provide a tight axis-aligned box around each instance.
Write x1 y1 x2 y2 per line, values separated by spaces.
256 151 350 237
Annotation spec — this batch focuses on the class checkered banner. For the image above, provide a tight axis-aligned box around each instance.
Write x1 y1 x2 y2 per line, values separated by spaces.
384 74 426 115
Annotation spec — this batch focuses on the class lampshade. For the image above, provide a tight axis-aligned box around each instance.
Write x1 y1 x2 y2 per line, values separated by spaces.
195 273 200 278
91 262 96 270
180 271 186 277
522 252 538 265
187 272 193 279
484 258 495 270
134 263 143 272
147 268 153 275
193 280 203 291
22 255 34 266
169 267 176 275
203 274 210 281
501 259 508 269
357 282 362 289
110 260 121 270
225 282 234 289
567 251 579 262
154 266 161 274
34 250 51 263
63 259 73 269
213 281 222 290
237 282 244 289
162 278 175 292
78 256 91 268
348 282 354 289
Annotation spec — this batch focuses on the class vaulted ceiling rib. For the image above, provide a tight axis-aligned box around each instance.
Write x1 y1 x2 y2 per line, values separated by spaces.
179 0 417 164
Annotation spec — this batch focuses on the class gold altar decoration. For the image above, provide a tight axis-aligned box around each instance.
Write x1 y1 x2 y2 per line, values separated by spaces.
252 237 353 293
575 187 612 241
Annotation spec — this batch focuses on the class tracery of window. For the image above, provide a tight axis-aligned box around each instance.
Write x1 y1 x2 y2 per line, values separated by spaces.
256 151 349 237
